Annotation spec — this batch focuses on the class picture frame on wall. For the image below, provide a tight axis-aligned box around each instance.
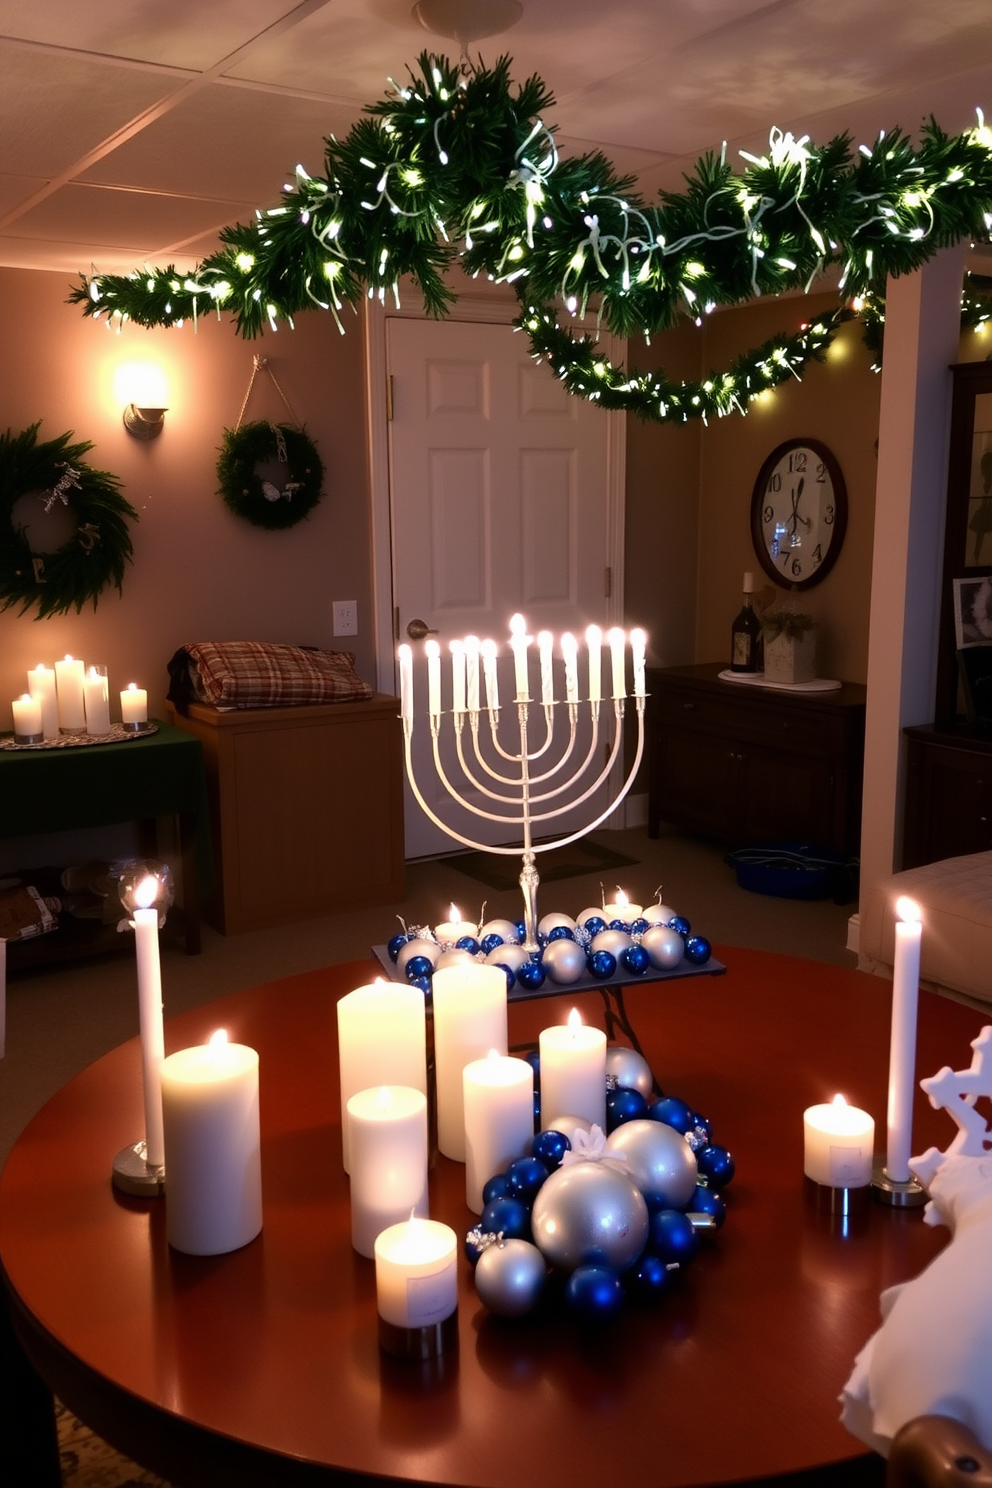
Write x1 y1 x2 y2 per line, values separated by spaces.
952 575 992 649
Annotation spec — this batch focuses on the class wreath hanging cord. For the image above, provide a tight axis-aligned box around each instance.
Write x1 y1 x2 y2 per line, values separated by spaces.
217 355 325 529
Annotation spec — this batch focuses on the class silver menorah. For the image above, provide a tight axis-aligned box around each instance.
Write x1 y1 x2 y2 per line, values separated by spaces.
398 614 648 952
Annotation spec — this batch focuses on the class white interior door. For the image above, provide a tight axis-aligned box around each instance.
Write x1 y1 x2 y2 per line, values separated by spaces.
379 311 624 859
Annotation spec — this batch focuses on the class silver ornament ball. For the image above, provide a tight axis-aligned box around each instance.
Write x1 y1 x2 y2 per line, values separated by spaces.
396 937 441 973
542 1113 592 1145
479 918 520 944
605 1118 698 1208
640 925 684 970
485 943 530 973
590 928 633 958
531 1160 649 1273
575 905 606 927
434 946 474 971
538 911 576 936
541 938 587 985
605 1045 655 1099
474 1239 547 1317
642 901 680 927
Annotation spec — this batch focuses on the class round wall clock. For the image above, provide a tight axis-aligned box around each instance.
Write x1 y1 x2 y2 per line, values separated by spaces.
749 438 848 590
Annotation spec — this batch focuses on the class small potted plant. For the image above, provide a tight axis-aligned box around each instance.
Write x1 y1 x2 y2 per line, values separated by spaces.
761 607 817 684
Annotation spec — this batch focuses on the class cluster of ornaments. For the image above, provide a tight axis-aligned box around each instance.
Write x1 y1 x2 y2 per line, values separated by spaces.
465 1045 735 1325
387 898 712 992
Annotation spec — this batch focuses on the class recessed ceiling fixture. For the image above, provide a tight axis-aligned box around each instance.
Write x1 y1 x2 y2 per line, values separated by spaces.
412 0 522 44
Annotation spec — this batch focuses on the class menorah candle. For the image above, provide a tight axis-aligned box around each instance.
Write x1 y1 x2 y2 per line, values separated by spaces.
631 628 647 697
434 904 478 943
538 631 554 705
608 627 627 698
463 1052 535 1213
603 889 642 922
449 639 466 715
132 874 166 1170
465 635 480 713
337 980 427 1171
886 896 923 1183
482 639 499 711
83 665 111 736
54 654 85 730
426 638 441 719
398 644 414 723
804 1095 874 1188
120 682 148 726
374 1215 457 1332
509 613 530 700
585 625 602 702
561 632 578 703
161 1030 262 1256
432 963 508 1161
346 1085 429 1257
539 1008 607 1131
11 693 43 742
27 664 57 737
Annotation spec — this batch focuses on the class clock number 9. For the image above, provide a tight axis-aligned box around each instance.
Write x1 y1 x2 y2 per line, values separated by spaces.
763 504 775 523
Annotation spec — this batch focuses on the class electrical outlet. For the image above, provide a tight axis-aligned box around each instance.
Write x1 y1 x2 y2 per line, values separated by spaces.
332 599 358 636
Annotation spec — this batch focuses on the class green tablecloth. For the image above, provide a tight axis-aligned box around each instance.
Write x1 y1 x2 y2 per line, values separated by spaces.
0 720 214 893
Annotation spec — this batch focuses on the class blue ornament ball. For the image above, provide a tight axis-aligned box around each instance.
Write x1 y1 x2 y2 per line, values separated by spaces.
587 948 617 981
482 1172 512 1205
646 1209 700 1266
583 915 606 938
532 1129 569 1170
505 1155 550 1204
641 1189 672 1215
669 915 691 937
409 975 432 994
684 935 712 965
524 1049 541 1083
492 962 517 992
625 1252 674 1302
404 955 433 981
605 1087 649 1131
464 1230 490 1266
546 924 575 942
480 1196 531 1242
480 933 505 955
629 917 650 936
515 960 547 992
608 917 629 932
533 1091 542 1125
622 944 651 976
648 1095 694 1135
565 1265 624 1324
689 1184 726 1229
514 920 526 940
387 932 410 961
696 1143 735 1189
456 935 481 954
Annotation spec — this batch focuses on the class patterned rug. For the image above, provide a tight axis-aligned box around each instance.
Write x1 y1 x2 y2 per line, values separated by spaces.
57 1400 172 1488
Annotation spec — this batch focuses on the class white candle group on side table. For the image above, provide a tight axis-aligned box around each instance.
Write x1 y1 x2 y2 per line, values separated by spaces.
9 656 149 741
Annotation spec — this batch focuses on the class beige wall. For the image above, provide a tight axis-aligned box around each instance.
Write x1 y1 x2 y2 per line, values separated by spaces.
0 267 375 723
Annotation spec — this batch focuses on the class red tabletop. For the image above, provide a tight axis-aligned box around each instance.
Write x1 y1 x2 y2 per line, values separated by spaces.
1 947 987 1488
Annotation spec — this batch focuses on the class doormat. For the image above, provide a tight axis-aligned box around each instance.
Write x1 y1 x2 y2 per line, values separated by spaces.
445 838 639 892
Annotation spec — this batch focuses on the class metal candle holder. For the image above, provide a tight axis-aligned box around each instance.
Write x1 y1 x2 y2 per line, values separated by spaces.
398 616 647 952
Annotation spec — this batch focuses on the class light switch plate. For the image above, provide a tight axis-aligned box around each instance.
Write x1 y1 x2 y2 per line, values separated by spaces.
332 599 358 636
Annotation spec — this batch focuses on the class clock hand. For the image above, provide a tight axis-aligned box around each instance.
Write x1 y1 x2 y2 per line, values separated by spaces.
788 477 811 539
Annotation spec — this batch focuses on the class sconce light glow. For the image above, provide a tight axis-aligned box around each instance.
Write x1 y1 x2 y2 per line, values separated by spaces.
115 362 169 440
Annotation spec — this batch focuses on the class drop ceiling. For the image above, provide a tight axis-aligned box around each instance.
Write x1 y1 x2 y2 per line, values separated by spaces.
3 0 992 284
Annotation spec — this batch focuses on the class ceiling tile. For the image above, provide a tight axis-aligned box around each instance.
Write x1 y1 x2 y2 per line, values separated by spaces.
10 182 256 258
0 173 47 217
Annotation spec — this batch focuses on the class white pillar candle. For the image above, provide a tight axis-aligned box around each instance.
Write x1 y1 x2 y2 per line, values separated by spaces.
585 624 602 702
27 665 57 738
120 682 148 725
607 627 627 699
886 896 923 1183
539 1008 607 1131
54 655 85 731
432 963 508 1161
561 632 578 704
449 639 466 716
161 1030 262 1256
481 639 499 712
509 613 530 701
11 693 42 740
463 1051 535 1213
630 628 647 697
464 635 481 714
83 665 111 736
602 889 642 922
426 638 442 719
374 1216 458 1330
346 1086 429 1257
131 875 166 1170
398 644 413 723
434 903 478 944
337 981 428 1171
803 1095 875 1188
538 630 554 705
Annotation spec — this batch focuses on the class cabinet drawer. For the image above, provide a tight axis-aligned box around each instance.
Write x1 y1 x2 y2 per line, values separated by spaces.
653 684 847 757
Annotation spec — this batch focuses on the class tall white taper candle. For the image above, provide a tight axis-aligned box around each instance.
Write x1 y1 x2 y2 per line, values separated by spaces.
132 875 166 1169
886 896 922 1183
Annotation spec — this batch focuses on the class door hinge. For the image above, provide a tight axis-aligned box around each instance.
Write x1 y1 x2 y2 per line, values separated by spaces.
393 605 400 641
604 566 612 599
386 374 394 422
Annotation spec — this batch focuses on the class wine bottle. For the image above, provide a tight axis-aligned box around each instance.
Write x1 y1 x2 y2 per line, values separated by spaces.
730 572 763 674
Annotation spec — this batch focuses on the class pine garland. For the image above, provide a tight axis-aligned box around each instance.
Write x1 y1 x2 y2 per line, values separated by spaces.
67 54 992 425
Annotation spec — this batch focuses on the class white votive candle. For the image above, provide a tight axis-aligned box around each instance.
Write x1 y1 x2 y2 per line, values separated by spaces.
347 1086 429 1257
463 1051 535 1213
433 963 508 1161
603 889 643 922
131 875 166 1169
337 980 427 1172
374 1216 458 1330
11 693 42 740
161 1030 262 1255
887 896 923 1184
27 665 57 737
434 903 478 944
83 665 111 736
803 1095 875 1188
539 1008 607 1131
120 682 148 725
55 655 85 731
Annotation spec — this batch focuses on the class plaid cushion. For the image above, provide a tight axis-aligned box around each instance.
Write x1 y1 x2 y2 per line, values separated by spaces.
179 642 372 709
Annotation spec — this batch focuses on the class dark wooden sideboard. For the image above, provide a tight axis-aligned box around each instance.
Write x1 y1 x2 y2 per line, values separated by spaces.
647 663 867 856
902 723 992 868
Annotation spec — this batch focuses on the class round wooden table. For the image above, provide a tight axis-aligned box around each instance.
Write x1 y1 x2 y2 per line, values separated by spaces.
1 947 986 1488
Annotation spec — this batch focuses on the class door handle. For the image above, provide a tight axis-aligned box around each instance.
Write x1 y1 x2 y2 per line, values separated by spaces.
406 618 439 641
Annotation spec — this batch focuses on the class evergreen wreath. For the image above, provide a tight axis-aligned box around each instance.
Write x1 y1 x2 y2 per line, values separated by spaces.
0 424 137 620
68 53 992 425
216 420 324 530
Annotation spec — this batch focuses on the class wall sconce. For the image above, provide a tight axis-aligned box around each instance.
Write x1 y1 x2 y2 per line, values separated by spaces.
115 363 169 440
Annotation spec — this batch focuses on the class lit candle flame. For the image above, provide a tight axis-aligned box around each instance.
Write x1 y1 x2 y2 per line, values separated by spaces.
208 1029 229 1049
896 896 922 924
567 1007 583 1030
134 874 159 911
